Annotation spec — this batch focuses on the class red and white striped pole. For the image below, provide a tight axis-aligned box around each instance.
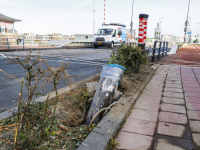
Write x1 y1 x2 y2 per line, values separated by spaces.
138 14 149 49
104 0 106 24
143 18 148 43
138 18 144 44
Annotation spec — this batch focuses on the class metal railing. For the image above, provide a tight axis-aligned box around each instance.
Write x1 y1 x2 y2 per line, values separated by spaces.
151 40 169 62
0 36 93 49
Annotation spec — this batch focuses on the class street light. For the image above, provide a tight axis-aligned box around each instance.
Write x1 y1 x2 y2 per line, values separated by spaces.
158 17 164 40
184 0 190 43
93 0 95 35
130 0 134 38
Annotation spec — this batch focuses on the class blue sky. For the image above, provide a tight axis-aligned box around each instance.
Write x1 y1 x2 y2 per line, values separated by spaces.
1 0 200 37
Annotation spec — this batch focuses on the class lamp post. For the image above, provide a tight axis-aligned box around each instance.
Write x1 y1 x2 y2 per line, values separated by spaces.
158 17 164 40
184 0 190 43
130 0 134 38
93 0 95 35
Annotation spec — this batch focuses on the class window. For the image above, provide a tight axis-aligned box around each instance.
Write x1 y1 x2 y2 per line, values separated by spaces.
113 29 116 37
97 29 113 35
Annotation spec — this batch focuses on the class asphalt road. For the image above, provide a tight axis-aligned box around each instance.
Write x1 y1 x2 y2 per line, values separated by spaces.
0 48 111 113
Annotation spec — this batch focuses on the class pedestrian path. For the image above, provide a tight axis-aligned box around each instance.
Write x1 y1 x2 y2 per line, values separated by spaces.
116 65 200 150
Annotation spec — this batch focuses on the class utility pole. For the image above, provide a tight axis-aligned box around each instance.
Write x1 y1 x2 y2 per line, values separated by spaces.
130 0 134 38
184 0 190 43
93 0 95 35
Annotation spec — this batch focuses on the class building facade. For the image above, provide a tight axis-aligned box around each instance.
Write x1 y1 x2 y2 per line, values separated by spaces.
0 13 21 34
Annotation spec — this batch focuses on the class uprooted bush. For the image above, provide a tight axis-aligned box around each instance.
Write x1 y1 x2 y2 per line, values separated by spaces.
109 43 149 73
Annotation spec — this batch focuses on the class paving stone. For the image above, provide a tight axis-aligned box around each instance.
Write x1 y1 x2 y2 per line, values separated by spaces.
156 122 191 140
184 91 200 98
116 131 153 150
167 75 181 78
165 83 182 89
189 120 200 133
159 112 188 125
136 94 161 104
182 80 198 84
134 101 160 112
183 83 200 88
121 119 156 136
162 97 185 105
165 80 182 85
186 103 200 111
128 109 158 123
141 90 163 98
166 77 181 81
185 96 200 104
163 92 184 99
153 135 194 150
145 85 163 92
192 133 200 149
160 103 186 114
183 87 200 93
181 78 197 81
187 110 200 121
164 87 183 93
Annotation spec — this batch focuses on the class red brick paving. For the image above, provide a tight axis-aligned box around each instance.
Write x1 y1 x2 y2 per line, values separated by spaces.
158 111 188 124
128 109 158 123
121 119 157 136
162 97 185 105
183 87 200 92
185 96 200 103
184 91 200 97
187 110 200 120
156 122 191 139
160 103 186 114
186 103 200 111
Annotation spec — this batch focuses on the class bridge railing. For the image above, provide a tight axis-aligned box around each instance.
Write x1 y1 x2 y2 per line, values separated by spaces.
151 40 169 62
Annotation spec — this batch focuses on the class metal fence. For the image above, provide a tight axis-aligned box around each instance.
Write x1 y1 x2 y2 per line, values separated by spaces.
151 40 169 62
0 36 93 49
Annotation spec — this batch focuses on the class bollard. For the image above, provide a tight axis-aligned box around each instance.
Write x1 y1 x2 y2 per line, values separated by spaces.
162 42 166 56
157 42 162 59
7 38 9 49
165 42 168 55
86 64 126 125
23 39 25 49
152 40 157 62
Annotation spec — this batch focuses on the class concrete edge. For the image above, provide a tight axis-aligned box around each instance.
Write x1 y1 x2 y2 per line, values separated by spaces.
77 64 160 150
0 74 100 121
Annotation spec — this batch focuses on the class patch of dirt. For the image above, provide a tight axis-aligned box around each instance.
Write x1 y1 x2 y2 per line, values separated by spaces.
119 64 154 96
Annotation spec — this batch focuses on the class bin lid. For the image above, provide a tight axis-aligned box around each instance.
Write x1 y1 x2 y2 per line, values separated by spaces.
106 64 126 70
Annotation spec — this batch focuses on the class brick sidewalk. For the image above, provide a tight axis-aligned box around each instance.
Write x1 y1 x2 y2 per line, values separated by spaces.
116 65 200 150
158 45 200 67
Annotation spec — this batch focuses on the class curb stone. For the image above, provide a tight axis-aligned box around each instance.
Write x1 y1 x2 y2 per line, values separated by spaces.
0 74 100 121
77 64 160 150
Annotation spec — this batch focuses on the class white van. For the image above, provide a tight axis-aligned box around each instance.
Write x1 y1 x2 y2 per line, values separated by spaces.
93 23 126 48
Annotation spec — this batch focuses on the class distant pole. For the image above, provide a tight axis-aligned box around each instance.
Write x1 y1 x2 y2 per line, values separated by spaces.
104 0 106 24
184 0 190 43
13 23 15 34
93 0 95 35
130 0 134 38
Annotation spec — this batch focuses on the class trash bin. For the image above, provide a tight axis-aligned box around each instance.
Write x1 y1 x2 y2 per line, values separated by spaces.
86 64 126 125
